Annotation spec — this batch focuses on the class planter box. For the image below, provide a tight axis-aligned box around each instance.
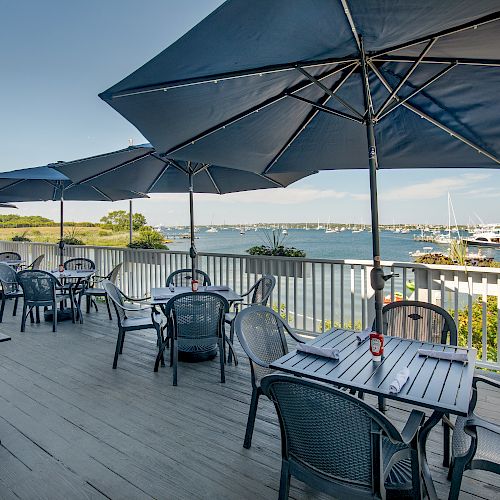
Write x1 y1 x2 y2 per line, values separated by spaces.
246 257 307 279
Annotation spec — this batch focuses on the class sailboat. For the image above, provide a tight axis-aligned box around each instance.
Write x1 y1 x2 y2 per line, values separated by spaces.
435 193 460 245
325 217 337 233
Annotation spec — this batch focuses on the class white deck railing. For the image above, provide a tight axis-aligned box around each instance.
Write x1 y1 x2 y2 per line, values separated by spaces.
2 240 499 370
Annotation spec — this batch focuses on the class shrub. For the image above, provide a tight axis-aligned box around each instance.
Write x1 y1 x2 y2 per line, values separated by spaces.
61 227 84 246
12 230 31 242
128 226 168 250
247 229 306 257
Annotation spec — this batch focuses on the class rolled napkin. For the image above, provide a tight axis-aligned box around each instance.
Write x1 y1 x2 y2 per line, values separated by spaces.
153 295 170 300
418 349 468 362
207 285 230 291
356 328 371 344
389 367 410 394
296 343 340 359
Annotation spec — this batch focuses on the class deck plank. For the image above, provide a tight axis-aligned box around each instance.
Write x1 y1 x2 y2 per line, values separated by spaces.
0 308 498 499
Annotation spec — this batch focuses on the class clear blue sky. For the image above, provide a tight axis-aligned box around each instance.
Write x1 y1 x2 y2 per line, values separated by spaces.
1 0 498 227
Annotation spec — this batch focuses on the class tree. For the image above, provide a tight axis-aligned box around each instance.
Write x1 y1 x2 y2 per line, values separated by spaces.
127 226 168 249
100 210 147 232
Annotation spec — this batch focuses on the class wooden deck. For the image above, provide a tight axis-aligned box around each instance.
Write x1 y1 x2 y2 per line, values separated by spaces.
0 305 498 499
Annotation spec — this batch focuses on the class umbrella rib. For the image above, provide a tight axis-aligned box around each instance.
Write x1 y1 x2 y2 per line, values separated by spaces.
374 38 437 119
166 63 353 156
287 94 363 123
370 12 500 59
295 66 363 118
0 179 27 193
263 63 359 174
104 57 359 99
339 0 361 51
372 56 500 67
377 62 457 122
204 169 221 195
73 151 154 184
89 186 113 202
369 62 500 165
145 162 171 192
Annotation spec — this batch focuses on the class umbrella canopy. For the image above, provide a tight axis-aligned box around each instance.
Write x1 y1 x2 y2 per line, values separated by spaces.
100 0 500 333
56 144 316 276
0 165 148 263
0 203 17 209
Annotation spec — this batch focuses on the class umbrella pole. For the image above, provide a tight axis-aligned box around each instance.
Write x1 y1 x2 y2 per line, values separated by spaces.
59 196 64 266
188 172 197 279
360 37 384 334
129 200 133 244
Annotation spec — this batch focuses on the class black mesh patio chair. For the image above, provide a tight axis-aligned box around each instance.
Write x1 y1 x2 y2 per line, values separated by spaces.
20 254 45 270
448 374 500 500
0 263 22 323
225 274 276 363
103 280 163 369
154 292 229 386
80 263 122 320
0 251 21 262
17 270 73 332
63 257 96 270
234 305 305 449
377 300 458 464
166 268 211 287
261 374 425 500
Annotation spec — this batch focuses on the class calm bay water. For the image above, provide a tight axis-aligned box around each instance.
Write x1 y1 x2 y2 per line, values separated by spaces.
161 228 469 262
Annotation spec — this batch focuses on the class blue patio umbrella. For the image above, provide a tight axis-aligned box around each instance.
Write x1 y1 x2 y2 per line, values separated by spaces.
53 144 316 277
99 0 500 333
0 165 147 264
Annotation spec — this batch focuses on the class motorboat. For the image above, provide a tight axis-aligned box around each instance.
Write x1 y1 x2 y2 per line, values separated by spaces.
464 229 500 248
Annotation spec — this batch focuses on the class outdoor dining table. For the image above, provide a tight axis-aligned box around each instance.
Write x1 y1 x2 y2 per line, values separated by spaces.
48 269 95 324
150 286 243 362
270 328 476 500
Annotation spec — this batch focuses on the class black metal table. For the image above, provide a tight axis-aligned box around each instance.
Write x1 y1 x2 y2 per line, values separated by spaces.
270 328 476 500
151 286 243 361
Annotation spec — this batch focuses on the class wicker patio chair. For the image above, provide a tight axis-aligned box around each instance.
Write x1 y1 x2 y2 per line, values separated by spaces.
103 280 163 369
378 300 458 464
63 257 96 270
17 270 73 332
226 274 276 363
448 374 500 500
0 251 21 262
0 263 22 322
234 305 305 449
154 292 229 386
261 374 425 499
166 268 211 287
80 262 122 319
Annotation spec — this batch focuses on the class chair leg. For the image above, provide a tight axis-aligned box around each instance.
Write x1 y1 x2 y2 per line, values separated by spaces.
278 459 291 500
52 302 57 332
13 297 18 317
29 308 34 323
154 341 168 372
448 456 468 500
0 296 5 323
443 413 451 467
20 303 27 332
228 320 235 364
219 338 225 384
92 298 98 312
105 295 112 320
172 341 178 386
119 331 126 354
35 306 40 323
378 395 387 412
243 387 260 449
86 294 91 313
113 328 123 369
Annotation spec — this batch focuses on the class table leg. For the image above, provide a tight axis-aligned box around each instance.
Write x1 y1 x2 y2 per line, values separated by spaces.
418 410 443 500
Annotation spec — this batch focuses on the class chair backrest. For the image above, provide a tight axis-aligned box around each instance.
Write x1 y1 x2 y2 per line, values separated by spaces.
234 305 289 387
0 263 19 294
261 374 404 499
103 280 126 324
382 300 457 345
166 268 211 287
30 254 45 270
249 274 276 305
0 251 21 261
64 257 95 271
165 292 228 349
17 270 57 303
107 262 123 284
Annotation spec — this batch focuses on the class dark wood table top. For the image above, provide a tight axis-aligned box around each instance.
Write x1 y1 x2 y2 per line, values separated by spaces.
271 328 476 417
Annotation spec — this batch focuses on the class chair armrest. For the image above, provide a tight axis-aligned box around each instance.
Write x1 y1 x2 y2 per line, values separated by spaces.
118 288 150 303
400 410 426 445
284 324 307 344
473 374 500 391
465 416 500 437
